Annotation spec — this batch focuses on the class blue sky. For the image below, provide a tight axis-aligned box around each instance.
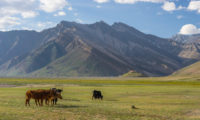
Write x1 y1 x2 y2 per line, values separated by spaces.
0 0 200 38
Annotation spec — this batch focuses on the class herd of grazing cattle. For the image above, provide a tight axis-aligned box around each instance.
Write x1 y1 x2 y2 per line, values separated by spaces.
25 88 103 106
25 88 63 106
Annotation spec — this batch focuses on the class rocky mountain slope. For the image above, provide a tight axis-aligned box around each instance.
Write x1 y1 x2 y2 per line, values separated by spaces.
172 60 200 76
0 21 199 77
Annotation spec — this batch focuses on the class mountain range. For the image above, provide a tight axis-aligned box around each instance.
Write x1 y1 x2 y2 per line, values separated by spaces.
0 21 200 77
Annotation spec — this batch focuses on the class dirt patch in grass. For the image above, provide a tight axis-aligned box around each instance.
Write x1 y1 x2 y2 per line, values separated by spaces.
185 109 200 119
0 84 16 88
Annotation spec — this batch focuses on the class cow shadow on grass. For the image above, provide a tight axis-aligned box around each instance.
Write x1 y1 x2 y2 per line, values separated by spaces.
106 99 118 102
55 105 88 109
63 98 81 102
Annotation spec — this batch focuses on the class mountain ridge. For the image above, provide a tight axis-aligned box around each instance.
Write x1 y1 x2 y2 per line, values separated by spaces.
0 21 199 77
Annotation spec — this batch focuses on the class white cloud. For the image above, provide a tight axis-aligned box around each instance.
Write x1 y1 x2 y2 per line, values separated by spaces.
21 11 38 18
58 11 66 16
0 7 38 19
113 0 184 13
0 0 38 17
0 0 72 30
0 16 20 29
179 24 200 35
94 0 109 3
177 5 185 10
162 1 176 11
114 0 165 4
36 21 56 31
188 0 200 13
0 7 19 16
39 0 68 13
54 11 66 16
21 27 33 31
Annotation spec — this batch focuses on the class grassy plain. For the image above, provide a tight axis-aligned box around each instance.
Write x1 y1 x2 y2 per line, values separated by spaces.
0 76 200 120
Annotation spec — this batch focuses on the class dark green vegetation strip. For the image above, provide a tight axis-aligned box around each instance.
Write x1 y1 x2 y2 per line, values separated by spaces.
0 77 200 86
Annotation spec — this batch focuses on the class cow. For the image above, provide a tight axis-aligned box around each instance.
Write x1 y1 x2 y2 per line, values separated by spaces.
46 88 63 105
92 90 103 100
51 88 63 105
25 88 62 106
25 90 41 106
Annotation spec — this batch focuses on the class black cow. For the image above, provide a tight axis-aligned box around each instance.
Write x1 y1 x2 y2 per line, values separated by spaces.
92 90 103 100
50 88 63 105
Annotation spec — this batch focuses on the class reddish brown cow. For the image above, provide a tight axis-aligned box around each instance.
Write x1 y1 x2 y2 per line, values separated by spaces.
25 90 41 106
25 89 62 106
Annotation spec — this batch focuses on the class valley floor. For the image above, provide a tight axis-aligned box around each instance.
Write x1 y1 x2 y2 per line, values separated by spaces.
0 77 200 120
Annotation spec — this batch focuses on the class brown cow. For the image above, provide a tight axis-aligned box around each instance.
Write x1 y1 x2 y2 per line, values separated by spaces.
25 90 39 106
25 89 62 106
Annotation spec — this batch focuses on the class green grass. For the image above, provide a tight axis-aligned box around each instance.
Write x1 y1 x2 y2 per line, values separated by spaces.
1 77 200 120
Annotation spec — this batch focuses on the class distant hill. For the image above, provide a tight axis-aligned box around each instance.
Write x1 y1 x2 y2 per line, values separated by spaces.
121 70 144 77
172 61 200 76
0 21 200 77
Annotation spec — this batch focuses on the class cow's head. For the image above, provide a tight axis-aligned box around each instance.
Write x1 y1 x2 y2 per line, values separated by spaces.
55 93 63 99
56 89 63 93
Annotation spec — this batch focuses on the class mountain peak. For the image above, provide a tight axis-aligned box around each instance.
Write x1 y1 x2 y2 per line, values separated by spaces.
112 22 144 36
112 22 128 27
57 21 80 28
91 21 110 27
172 34 200 43
88 21 112 32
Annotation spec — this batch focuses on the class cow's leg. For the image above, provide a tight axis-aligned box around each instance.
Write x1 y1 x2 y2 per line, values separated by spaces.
46 99 49 106
27 98 30 106
25 99 29 106
55 98 57 105
45 99 47 105
51 99 54 106
38 99 41 106
37 99 40 106
25 99 27 106
101 96 103 100
47 99 49 105
35 99 38 106
52 99 54 105
46 99 48 105
27 99 30 106
40 99 43 106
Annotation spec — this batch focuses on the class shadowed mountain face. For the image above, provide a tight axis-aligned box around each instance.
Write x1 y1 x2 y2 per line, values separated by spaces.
0 31 43 65
0 21 199 77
